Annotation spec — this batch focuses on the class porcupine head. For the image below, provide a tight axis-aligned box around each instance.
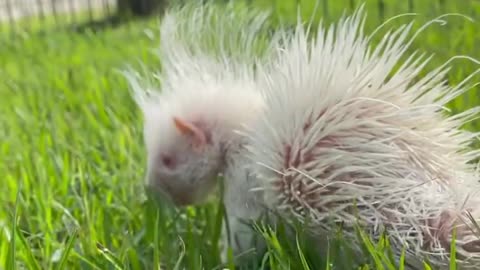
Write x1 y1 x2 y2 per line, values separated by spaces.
131 77 265 207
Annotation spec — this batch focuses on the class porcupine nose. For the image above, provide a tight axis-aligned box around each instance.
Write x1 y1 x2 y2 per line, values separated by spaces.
145 171 195 206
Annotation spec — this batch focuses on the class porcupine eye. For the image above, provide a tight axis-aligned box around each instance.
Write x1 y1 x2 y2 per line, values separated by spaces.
161 154 176 170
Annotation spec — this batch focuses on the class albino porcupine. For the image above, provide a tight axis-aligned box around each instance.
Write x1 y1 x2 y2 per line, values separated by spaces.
127 1 480 268
243 5 480 269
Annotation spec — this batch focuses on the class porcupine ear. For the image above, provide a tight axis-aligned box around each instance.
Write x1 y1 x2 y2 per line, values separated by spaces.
173 116 207 150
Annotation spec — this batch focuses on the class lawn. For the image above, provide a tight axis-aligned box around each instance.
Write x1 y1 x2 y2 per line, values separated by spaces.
1 0 480 269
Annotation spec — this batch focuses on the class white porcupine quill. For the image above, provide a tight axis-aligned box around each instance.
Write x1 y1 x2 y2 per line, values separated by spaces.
125 2 480 269
244 5 480 269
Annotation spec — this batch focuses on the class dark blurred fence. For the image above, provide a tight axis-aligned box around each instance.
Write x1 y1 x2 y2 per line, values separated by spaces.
0 0 117 27
0 0 172 34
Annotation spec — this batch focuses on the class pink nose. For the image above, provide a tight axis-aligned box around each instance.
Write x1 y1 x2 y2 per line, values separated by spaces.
146 175 195 206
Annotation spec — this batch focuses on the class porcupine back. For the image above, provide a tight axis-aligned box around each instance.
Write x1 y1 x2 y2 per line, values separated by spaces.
243 6 480 267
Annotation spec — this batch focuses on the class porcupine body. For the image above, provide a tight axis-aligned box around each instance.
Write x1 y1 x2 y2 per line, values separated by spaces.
128 2 480 268
243 6 480 269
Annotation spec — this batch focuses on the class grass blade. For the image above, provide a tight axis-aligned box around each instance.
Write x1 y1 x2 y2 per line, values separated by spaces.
449 227 457 270
55 229 78 270
15 227 42 270
6 189 20 270
296 234 311 270
96 242 125 270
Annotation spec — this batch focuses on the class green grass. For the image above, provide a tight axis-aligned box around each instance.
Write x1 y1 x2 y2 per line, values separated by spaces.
1 0 480 269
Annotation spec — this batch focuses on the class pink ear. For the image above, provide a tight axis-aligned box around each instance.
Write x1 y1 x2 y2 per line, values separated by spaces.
173 116 207 150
